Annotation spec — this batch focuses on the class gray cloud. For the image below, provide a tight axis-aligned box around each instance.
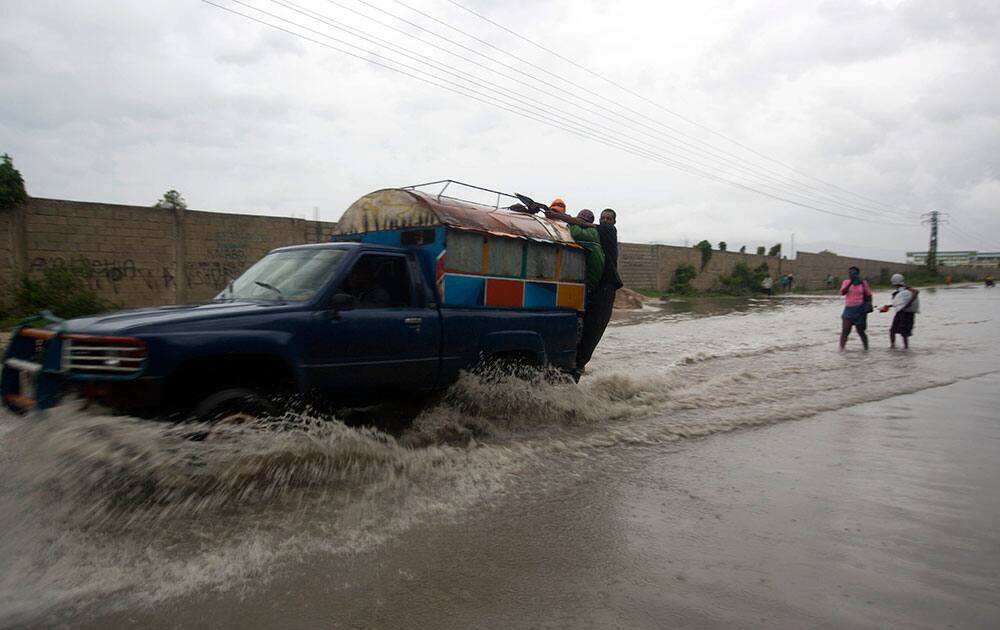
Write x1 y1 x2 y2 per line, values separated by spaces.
215 28 307 65
1 0 998 259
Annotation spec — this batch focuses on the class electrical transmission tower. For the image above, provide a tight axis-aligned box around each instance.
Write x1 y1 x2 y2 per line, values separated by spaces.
921 211 949 268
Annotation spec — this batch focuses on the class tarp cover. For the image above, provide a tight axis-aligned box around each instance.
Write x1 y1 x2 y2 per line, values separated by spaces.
334 189 577 246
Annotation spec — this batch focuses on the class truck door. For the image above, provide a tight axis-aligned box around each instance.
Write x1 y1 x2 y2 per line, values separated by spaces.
313 252 441 396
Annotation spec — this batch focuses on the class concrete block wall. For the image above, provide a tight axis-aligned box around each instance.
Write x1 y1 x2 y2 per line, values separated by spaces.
2 196 992 311
1 198 337 308
0 208 16 309
184 210 301 302
617 243 991 292
19 199 180 306
656 247 780 292
791 252 907 290
617 243 660 290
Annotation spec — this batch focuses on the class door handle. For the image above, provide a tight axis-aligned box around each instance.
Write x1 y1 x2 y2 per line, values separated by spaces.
404 317 422 326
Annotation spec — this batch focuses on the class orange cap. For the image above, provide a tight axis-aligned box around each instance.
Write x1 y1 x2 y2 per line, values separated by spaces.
550 198 566 213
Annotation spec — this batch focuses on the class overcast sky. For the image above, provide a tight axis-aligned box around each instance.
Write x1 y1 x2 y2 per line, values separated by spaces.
2 0 999 261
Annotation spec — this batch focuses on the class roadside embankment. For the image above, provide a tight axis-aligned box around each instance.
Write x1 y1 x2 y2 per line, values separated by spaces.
613 287 646 310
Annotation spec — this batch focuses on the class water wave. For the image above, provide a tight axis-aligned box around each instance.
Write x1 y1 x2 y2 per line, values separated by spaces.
2 288 996 623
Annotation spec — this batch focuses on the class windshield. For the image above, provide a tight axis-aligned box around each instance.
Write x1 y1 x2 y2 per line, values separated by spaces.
216 248 348 302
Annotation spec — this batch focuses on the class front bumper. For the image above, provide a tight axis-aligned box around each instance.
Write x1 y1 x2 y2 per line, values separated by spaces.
2 312 151 415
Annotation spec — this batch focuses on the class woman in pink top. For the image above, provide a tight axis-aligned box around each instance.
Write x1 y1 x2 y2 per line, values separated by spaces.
840 266 872 350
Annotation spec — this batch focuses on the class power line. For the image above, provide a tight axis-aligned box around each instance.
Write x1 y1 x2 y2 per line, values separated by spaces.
441 0 917 219
208 0 916 226
941 225 980 250
263 0 914 221
946 219 1000 251
325 0 914 222
208 0 681 156
200 0 917 226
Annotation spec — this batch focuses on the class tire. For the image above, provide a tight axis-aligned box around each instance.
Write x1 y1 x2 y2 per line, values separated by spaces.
191 387 278 424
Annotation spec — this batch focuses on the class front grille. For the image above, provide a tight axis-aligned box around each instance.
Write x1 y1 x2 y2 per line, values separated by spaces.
63 337 147 375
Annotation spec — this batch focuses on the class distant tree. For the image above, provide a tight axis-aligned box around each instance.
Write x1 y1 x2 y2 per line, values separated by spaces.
768 243 782 257
739 245 746 254
153 189 187 210
695 239 713 269
718 241 727 251
716 261 771 295
756 246 766 256
669 263 698 295
0 153 28 209
818 249 837 255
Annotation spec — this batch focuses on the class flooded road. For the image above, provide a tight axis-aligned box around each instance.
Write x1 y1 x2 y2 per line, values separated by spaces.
1 286 998 628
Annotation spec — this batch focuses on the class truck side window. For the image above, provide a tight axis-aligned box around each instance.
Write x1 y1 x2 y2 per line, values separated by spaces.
341 254 412 309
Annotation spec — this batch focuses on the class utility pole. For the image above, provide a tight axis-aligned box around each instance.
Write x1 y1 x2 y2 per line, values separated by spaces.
921 211 949 268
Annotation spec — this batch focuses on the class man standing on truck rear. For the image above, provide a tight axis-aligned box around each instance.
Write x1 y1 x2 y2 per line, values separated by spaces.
574 208 623 371
544 203 607 374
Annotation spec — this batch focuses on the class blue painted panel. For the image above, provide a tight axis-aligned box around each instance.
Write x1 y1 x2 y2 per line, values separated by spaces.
443 274 485 306
330 228 445 302
359 230 401 246
524 281 558 308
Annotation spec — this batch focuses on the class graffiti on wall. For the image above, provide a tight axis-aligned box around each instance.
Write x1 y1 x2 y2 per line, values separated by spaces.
28 255 255 294
185 261 248 290
28 257 176 294
206 243 248 262
187 242 251 291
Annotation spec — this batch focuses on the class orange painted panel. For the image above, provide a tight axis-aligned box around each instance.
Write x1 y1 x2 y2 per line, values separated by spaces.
556 283 586 310
485 278 524 307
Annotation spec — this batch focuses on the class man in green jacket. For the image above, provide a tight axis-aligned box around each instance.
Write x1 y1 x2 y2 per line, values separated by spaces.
544 205 608 380
545 204 605 292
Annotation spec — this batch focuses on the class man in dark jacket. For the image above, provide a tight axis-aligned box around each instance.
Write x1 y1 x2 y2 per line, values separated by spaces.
575 208 623 372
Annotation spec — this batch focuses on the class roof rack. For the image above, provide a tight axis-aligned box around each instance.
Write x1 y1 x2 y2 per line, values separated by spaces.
402 179 522 211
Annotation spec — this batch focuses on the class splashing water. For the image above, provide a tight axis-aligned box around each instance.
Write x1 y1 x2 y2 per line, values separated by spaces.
1 288 997 624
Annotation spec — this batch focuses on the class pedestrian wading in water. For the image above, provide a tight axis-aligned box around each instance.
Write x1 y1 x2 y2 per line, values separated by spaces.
840 266 872 350
879 273 920 349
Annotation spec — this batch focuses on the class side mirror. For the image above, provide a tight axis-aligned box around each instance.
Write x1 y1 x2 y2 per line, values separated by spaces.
331 292 355 315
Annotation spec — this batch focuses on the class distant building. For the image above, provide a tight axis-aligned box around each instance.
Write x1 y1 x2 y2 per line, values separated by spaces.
975 252 1000 267
906 250 1000 267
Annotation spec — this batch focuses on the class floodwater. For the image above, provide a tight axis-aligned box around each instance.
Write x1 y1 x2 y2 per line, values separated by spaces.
1 286 998 629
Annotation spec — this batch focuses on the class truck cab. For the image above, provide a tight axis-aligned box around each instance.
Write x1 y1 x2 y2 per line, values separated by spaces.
2 183 586 420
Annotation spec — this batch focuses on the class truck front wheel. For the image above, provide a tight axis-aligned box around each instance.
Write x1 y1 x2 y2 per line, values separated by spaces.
192 388 278 425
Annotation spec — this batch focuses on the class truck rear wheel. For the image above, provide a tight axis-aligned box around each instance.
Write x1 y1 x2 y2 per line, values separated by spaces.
478 353 539 382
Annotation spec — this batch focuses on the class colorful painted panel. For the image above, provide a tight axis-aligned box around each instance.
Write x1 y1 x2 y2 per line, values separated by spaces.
524 281 558 308
442 273 583 310
442 274 485 306
485 278 524 307
557 283 586 310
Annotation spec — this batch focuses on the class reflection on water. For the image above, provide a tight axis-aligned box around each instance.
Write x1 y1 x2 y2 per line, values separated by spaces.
0 285 997 626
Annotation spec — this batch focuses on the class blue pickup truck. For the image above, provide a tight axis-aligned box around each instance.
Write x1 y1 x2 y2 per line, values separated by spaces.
2 183 587 420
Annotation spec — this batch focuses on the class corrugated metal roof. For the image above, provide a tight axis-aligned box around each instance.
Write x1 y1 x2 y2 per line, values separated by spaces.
334 188 578 246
